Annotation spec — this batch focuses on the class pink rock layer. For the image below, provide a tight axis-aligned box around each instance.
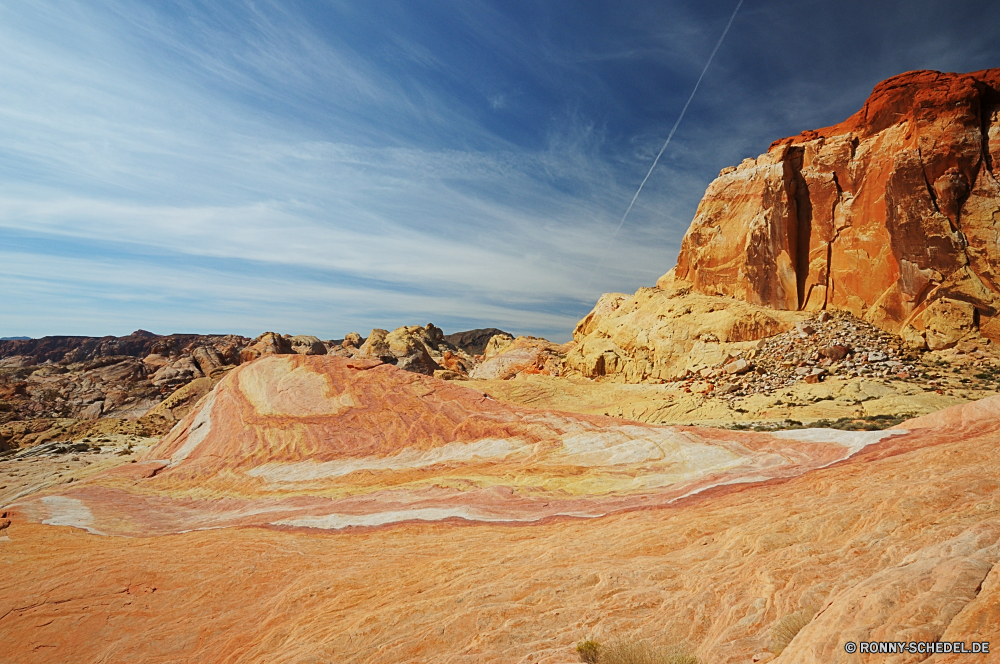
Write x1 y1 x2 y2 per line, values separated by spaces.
11 356 902 536
4 355 1000 663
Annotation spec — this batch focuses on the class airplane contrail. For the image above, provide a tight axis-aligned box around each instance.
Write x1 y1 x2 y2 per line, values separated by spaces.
608 0 745 242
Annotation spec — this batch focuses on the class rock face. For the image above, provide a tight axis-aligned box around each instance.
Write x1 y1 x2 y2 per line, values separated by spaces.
469 334 569 380
572 68 1000 383
671 68 1000 349
3 357 1000 663
565 286 806 382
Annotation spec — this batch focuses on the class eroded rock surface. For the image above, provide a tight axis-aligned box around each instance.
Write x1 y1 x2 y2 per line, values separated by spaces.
443 327 511 356
571 69 1000 386
0 326 498 451
673 68 1000 345
9 355 891 535
565 288 806 382
2 357 999 663
470 334 569 380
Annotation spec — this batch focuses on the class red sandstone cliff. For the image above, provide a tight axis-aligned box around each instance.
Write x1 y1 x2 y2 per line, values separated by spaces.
667 68 1000 350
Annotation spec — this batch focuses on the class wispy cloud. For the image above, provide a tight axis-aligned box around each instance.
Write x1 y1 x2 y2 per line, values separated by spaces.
1 0 997 340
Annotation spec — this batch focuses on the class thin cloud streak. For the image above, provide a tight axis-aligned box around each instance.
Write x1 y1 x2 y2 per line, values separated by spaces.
1 0 998 339
0 248 581 339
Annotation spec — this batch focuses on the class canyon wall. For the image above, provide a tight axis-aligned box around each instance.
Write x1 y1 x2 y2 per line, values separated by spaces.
670 68 1000 349
570 68 1000 381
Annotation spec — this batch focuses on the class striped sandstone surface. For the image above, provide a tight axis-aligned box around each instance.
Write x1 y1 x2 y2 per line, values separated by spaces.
2 355 999 662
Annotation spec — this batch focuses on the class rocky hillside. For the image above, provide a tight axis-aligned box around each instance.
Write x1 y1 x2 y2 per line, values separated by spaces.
442 327 510 355
0 330 248 366
0 325 519 451
571 68 1000 383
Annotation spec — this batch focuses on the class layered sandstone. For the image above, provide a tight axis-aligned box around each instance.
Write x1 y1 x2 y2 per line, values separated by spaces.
2 357 1000 662
0 326 495 451
672 68 1000 348
569 68 1000 384
469 334 569 380
564 287 807 381
9 355 891 536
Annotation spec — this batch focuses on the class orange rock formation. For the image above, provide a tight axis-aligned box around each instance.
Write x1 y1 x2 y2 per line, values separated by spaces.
670 68 1000 348
10 356 885 535
3 356 1000 662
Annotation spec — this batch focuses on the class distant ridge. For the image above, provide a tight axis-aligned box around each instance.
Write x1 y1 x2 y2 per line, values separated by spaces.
442 328 509 355
0 336 30 340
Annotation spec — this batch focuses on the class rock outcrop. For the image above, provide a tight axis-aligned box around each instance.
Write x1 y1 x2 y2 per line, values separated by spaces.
442 327 511 355
239 331 294 361
671 68 1000 348
353 324 484 377
0 330 250 366
0 332 258 449
565 286 806 381
8 354 917 535
356 326 440 374
469 334 569 380
0 326 501 450
288 335 327 355
4 356 1000 663
571 68 1000 383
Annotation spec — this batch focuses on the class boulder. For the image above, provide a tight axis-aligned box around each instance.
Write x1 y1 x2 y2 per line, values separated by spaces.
79 401 104 420
385 326 440 375
922 298 977 350
438 350 469 375
240 332 293 362
441 328 511 355
191 346 225 376
723 358 751 375
355 329 395 363
819 344 850 360
151 356 203 387
419 323 445 351
342 332 363 349
795 322 816 337
288 335 327 356
804 368 825 384
356 326 440 375
566 288 806 382
469 336 566 380
482 333 515 359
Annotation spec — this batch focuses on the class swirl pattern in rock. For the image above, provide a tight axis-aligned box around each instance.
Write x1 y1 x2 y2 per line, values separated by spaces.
13 355 901 536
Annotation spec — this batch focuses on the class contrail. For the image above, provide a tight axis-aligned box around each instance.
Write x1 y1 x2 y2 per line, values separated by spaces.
608 0 744 242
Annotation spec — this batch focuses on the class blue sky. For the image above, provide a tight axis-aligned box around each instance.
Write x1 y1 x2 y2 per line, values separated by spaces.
2 0 999 341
